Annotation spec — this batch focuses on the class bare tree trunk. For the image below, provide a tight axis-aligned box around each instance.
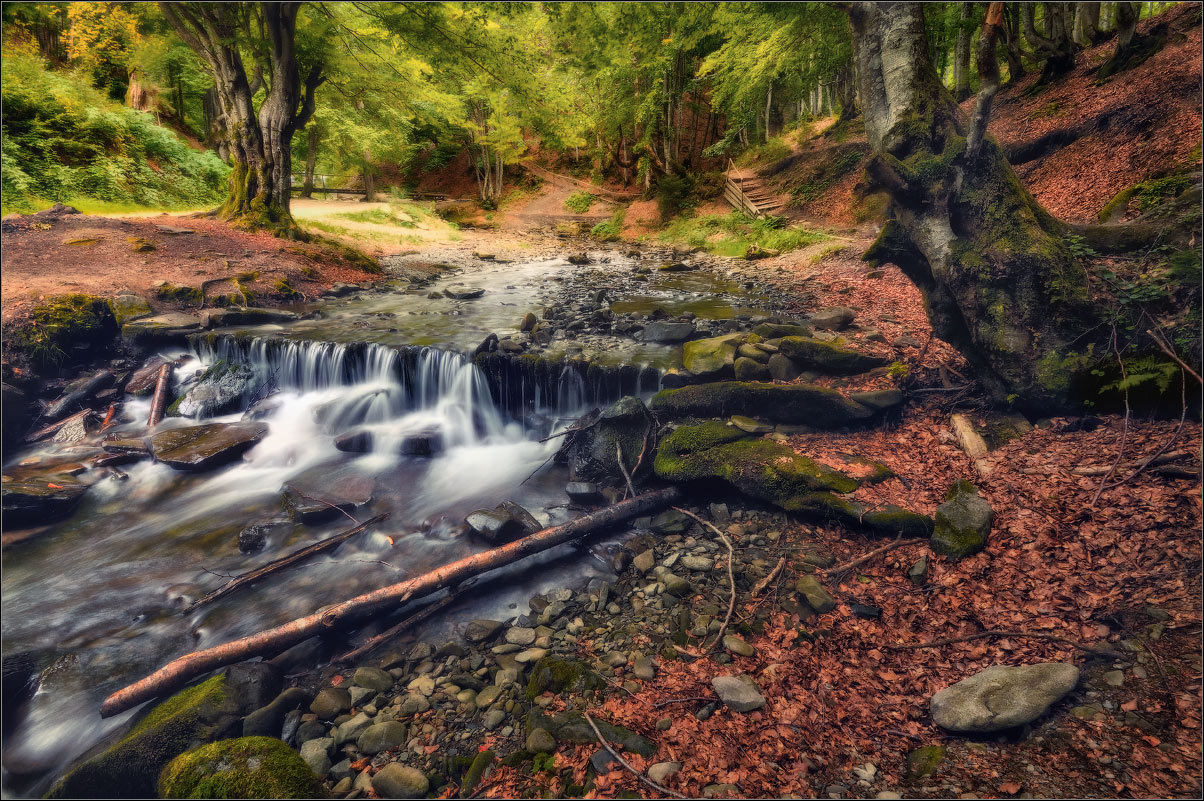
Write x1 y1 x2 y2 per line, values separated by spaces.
764 80 774 143
954 3 973 100
1073 2 1101 45
1099 1 1149 77
302 126 317 198
850 1 1101 411
1001 3 1028 83
100 487 682 717
1022 2 1078 80
835 62 859 122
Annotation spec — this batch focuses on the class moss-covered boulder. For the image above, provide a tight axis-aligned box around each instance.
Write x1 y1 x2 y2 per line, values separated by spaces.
562 396 652 485
109 293 153 325
682 334 743 380
154 282 203 305
931 480 993 559
157 736 325 798
733 356 771 381
48 675 241 798
649 381 874 428
778 336 890 375
525 657 605 700
653 421 859 507
5 294 119 367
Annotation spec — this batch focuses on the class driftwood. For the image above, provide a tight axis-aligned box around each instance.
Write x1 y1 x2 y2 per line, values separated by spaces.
824 535 921 579
101 486 682 717
184 514 389 614
335 585 464 665
949 413 991 477
147 364 172 428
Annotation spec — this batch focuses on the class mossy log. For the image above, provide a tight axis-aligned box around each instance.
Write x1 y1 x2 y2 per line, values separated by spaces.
649 381 875 427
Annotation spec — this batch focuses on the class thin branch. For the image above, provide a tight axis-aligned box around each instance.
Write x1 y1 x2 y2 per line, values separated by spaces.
336 586 462 665
751 557 786 597
673 507 735 653
652 695 714 708
582 713 687 799
616 440 636 500
823 534 919 579
885 630 1122 658
1148 328 1202 384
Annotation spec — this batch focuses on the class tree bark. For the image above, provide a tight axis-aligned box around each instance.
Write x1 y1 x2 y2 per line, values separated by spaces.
835 62 859 122
954 3 973 100
100 487 682 717
302 126 317 198
160 2 323 235
1001 3 1028 83
850 2 1100 411
1022 2 1078 80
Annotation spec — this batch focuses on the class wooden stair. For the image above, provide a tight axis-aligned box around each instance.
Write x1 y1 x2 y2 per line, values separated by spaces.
723 161 786 218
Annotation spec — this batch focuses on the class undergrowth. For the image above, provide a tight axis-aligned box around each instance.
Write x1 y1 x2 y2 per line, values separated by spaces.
564 190 595 213
658 211 829 258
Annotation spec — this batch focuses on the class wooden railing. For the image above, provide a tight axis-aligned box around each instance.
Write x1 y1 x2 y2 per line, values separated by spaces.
723 158 764 218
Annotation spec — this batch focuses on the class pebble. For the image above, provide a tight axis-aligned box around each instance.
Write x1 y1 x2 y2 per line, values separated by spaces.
505 627 537 646
648 761 682 784
681 555 715 571
482 709 506 730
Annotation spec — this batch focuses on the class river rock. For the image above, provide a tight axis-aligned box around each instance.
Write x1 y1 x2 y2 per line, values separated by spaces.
506 627 537 646
157 736 323 798
242 687 312 738
931 480 993 559
1 473 89 528
711 674 765 712
809 306 856 330
564 396 653 485
122 312 204 341
353 666 394 692
203 307 299 328
334 712 372 746
465 500 541 544
173 361 259 418
311 687 353 719
753 322 812 339
766 353 803 381
778 336 890 375
299 737 333 776
357 720 408 754
733 355 771 380
796 575 837 613
526 727 556 753
930 663 1080 732
372 763 429 798
444 285 486 299
565 481 604 504
643 320 696 343
150 422 268 472
682 333 742 380
464 619 505 643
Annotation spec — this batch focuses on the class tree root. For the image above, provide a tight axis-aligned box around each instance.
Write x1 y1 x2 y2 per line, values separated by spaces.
885 630 1122 658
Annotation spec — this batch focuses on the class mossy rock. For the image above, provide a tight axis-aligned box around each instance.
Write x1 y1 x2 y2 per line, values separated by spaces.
906 745 946 779
109 294 153 325
157 736 326 798
154 282 203 305
48 675 240 798
778 336 891 375
525 657 605 700
457 750 495 797
682 334 743 380
6 294 118 368
649 381 874 428
931 480 992 559
525 711 655 757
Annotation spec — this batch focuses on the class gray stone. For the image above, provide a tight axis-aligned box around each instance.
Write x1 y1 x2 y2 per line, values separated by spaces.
334 711 372 746
506 627 537 646
767 353 803 381
809 306 856 331
444 285 486 299
352 666 394 692
908 556 929 585
311 687 352 720
931 480 993 559
632 656 656 680
299 737 333 776
357 721 408 754
796 575 837 613
643 320 696 343
930 663 1080 732
723 634 755 657
149 422 268 472
711 674 766 712
526 727 557 753
482 709 506 730
464 619 505 643
651 509 689 534
633 550 656 573
397 693 430 716
662 573 693 597
565 481 604 504
371 762 429 798
648 761 682 784
681 554 715 571
281 463 374 524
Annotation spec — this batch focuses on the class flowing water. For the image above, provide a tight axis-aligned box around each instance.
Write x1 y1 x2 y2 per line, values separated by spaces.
0 251 774 796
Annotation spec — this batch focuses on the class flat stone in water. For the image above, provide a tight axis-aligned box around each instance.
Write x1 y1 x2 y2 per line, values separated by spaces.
150 422 268 472
444 285 486 300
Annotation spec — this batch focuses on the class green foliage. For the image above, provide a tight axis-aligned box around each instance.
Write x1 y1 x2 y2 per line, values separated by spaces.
736 138 791 167
656 173 696 221
887 361 910 381
532 753 557 773
1 52 227 212
659 211 828 258
564 191 596 213
590 208 626 241
6 294 118 367
1134 174 1194 211
1098 356 1180 395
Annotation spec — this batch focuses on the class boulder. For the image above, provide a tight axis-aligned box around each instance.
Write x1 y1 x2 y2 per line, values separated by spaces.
730 415 773 434
642 320 696 343
809 306 856 330
931 480 993 559
204 307 299 328
767 353 803 381
173 361 259 418
122 312 204 342
157 736 324 798
563 396 652 485
657 261 696 272
280 464 374 524
444 285 486 300
520 312 538 332
109 294 153 325
649 381 874 428
465 500 541 544
1 473 90 528
150 422 268 472
333 428 373 453
525 727 557 753
930 663 1080 732
310 687 352 720
372 763 429 798
752 322 812 339
682 334 742 380
399 427 443 456
525 657 605 700
711 674 765 712
850 389 904 412
778 336 890 375
567 253 591 265
357 721 408 754
565 482 604 504
464 619 505 644
242 687 312 738
298 738 332 777
733 356 771 381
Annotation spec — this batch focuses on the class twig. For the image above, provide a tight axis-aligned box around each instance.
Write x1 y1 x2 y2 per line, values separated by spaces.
885 630 1122 658
616 441 636 499
581 713 686 799
1101 369 1189 491
1148 328 1202 384
751 557 786 597
652 696 714 708
823 534 918 578
1090 328 1130 508
294 491 360 525
336 588 461 665
519 450 556 486
674 506 735 653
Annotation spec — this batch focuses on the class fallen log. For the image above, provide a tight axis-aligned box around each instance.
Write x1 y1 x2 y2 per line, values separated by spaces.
101 486 682 717
335 586 463 666
949 413 991 477
147 363 172 428
184 514 390 614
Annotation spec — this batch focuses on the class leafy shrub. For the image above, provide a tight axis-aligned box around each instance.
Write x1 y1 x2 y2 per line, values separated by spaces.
564 190 595 213
655 173 695 221
658 211 828 258
1 53 228 213
590 208 626 241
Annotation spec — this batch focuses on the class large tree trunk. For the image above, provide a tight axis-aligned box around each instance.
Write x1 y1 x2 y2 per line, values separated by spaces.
1073 2 1101 45
954 3 973 100
850 2 1100 412
160 3 322 236
302 126 317 198
834 62 859 122
1022 2 1078 81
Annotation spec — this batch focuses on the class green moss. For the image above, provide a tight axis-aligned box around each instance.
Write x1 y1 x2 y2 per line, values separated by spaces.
1034 347 1094 395
6 293 118 367
525 657 604 701
907 745 947 779
157 736 325 798
130 675 228 740
273 278 302 299
649 381 875 428
778 336 890 374
459 750 495 797
155 282 203 305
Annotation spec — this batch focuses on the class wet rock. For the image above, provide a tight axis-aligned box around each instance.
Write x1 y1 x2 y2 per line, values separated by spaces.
358 720 408 754
126 356 171 396
464 619 505 644
203 307 299 328
565 481 604 504
353 666 394 692
311 687 353 720
243 687 311 738
767 353 803 381
44 370 115 421
520 312 538 332
809 306 856 330
650 381 874 427
682 333 742 380
657 261 696 272
445 285 486 300
52 412 98 444
281 464 374 524
643 320 696 343
778 336 890 375
711 674 765 712
567 253 591 265
734 356 771 381
1 473 90 528
796 575 838 613
373 762 429 798
333 427 373 452
173 361 259 418
122 312 205 341
930 663 1080 733
150 422 268 472
563 396 653 485
465 500 541 544
157 736 323 799
931 480 993 560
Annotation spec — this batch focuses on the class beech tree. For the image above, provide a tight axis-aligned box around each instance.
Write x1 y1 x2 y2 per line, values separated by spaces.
850 2 1122 411
160 2 324 234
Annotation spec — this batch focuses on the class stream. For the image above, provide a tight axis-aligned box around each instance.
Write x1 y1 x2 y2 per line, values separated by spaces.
0 249 778 797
